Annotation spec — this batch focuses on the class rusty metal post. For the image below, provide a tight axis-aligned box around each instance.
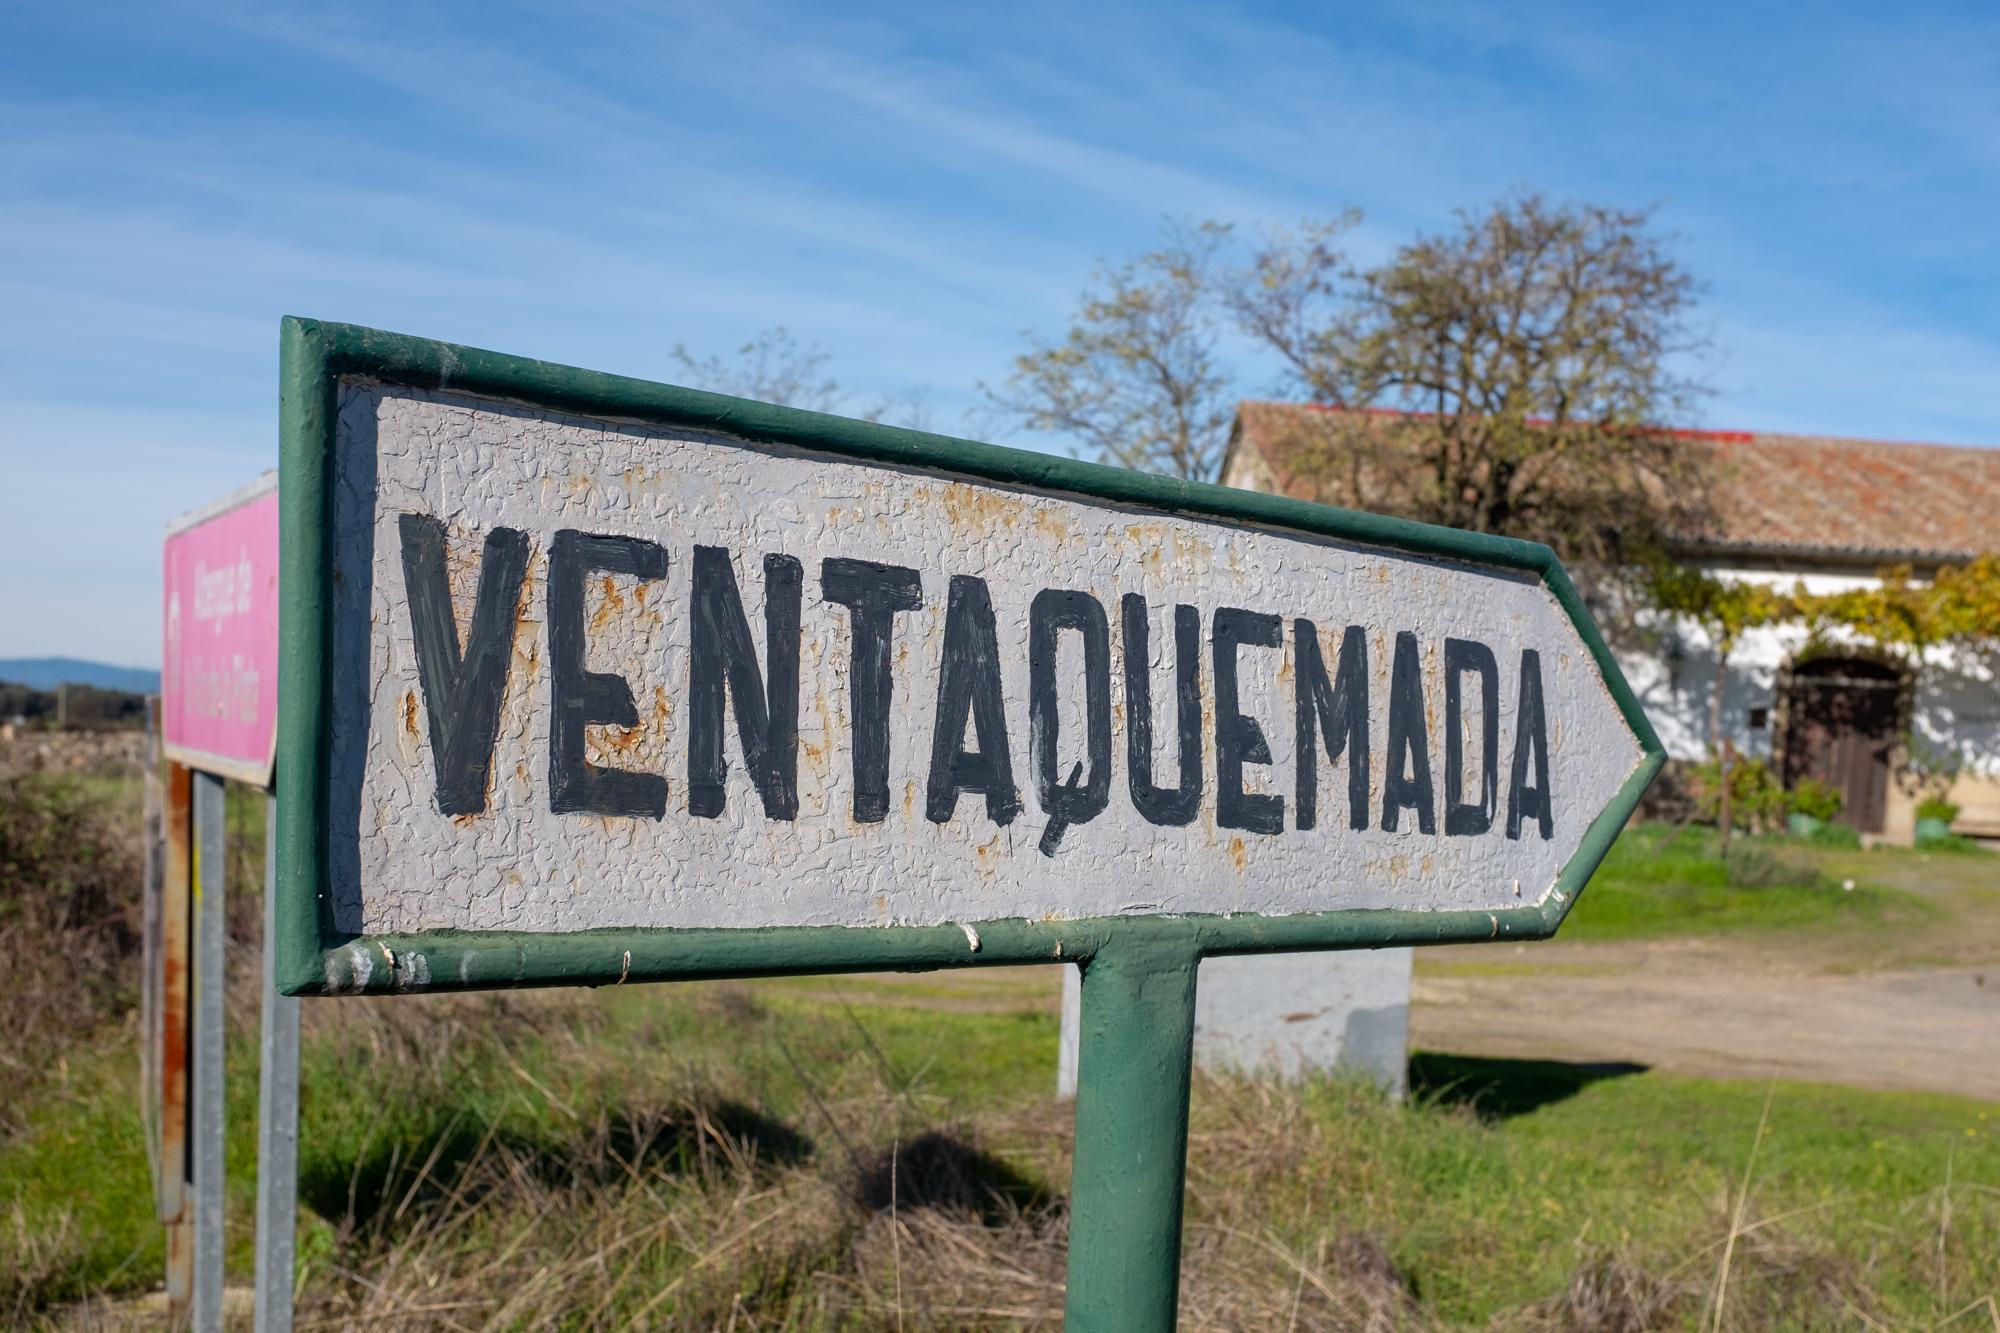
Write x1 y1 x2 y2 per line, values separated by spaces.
140 701 163 1203
167 1221 196 1324
254 792 299 1333
192 770 227 1332
161 760 194 1318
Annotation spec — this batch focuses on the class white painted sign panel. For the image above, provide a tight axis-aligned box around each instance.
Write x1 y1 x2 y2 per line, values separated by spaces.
326 384 1645 937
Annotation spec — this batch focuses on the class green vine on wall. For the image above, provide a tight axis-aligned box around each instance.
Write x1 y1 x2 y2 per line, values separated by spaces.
1643 553 2000 843
1647 551 2000 671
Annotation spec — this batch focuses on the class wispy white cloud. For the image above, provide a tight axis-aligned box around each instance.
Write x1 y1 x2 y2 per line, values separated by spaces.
6 0 2000 663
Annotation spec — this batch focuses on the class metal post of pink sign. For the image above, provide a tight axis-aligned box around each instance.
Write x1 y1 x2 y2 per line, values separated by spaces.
161 471 290 1333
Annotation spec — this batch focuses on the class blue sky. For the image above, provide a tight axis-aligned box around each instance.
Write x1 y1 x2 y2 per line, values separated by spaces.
4 0 1999 666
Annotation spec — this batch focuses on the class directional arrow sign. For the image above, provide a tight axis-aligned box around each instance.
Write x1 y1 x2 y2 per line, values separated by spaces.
275 319 1661 995
274 319 1662 1331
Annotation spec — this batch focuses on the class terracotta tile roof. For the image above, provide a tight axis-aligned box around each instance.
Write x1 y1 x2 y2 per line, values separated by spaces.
1228 401 2000 564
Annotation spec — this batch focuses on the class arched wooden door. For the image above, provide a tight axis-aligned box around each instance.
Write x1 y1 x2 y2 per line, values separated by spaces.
1781 656 1904 834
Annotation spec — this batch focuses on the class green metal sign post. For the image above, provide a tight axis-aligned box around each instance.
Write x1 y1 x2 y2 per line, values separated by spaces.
275 317 1662 1327
1067 930 1200 1327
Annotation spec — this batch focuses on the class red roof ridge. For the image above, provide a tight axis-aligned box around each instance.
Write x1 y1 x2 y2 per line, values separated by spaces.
1230 400 2000 563
1233 400 1996 455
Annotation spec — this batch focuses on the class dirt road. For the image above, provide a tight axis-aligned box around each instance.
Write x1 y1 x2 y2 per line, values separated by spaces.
792 848 2000 1101
1411 936 2000 1100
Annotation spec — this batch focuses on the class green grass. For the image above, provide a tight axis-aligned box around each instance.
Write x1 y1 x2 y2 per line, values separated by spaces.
4 802 1995 1324
1390 1054 1999 1317
0 977 1060 1314
5 978 1995 1327
1561 823 1944 941
57 772 141 819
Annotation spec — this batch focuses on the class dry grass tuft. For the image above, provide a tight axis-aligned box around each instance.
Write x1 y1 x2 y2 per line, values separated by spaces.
255 1035 1930 1331
1524 1252 1691 1332
841 1203 1068 1327
3 1203 93 1326
1708 1225 1883 1332
1177 1224 1427 1332
252 1035 1479 1331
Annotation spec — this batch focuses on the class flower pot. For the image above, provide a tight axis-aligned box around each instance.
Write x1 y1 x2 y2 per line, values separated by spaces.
1914 815 1953 845
1787 812 1824 839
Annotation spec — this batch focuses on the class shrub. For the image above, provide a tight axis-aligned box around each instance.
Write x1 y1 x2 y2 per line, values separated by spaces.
0 772 140 1123
1803 821 1862 849
1915 796 1960 824
1788 777 1843 822
1691 754 1788 832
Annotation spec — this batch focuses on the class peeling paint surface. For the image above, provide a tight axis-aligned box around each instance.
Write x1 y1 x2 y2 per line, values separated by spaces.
328 385 1645 936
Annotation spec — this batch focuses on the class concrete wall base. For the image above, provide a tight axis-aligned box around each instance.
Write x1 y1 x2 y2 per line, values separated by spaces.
1057 949 1412 1098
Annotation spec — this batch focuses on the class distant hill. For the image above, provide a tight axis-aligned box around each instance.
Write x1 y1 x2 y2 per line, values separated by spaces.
0 658 161 693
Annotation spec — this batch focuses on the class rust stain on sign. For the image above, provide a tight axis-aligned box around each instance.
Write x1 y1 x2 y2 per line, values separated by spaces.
589 574 626 631
591 723 646 755
940 481 1028 537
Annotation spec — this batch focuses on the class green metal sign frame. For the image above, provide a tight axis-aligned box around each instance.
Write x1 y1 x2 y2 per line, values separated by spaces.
276 316 1662 1327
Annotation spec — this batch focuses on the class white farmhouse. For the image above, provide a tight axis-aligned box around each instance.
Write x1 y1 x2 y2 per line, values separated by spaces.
1095 400 2000 1096
1223 401 2000 845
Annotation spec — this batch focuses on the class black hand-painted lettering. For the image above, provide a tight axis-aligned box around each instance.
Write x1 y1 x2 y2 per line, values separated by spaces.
1295 620 1369 832
821 558 923 823
547 530 669 819
1122 596 1202 826
1382 630 1436 834
926 575 1020 825
1213 607 1283 835
689 546 802 820
1507 648 1554 840
398 513 529 817
1029 588 1112 837
1443 637 1499 836
1038 761 1087 856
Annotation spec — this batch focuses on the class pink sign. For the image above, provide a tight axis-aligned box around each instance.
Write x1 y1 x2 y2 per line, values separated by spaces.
163 473 279 786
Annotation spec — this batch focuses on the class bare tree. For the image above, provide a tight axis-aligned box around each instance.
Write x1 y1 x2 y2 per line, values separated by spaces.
1229 196 1711 571
1222 211 1363 391
668 327 933 431
982 222 1236 481
668 327 843 413
855 388 936 434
